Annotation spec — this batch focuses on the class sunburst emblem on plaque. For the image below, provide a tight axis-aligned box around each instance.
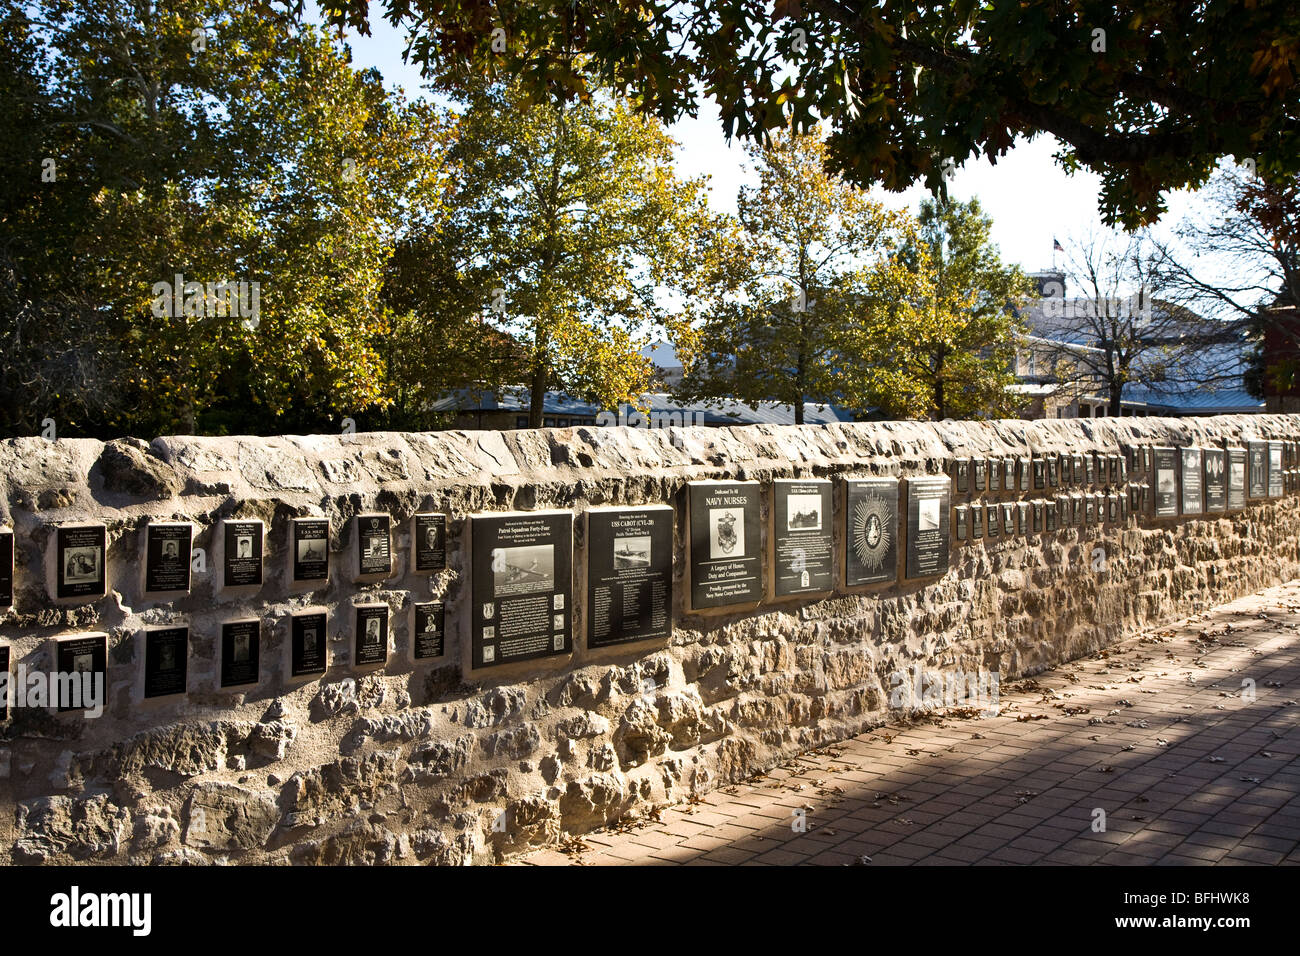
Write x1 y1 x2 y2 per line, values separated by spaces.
852 494 892 571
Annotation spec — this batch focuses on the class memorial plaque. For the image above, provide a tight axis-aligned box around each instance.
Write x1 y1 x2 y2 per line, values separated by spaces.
904 477 950 578
56 525 106 600
973 459 986 492
1247 441 1268 499
1085 494 1096 525
1032 456 1045 489
845 479 899 587
954 505 968 541
0 644 7 721
1058 454 1071 486
686 483 762 611
1072 454 1084 485
1032 501 1043 533
55 633 107 712
1047 455 1059 487
291 611 328 677
1017 457 1031 492
988 459 1001 493
413 514 447 573
222 520 263 588
1003 458 1017 491
1227 447 1247 510
355 605 388 666
220 619 260 688
1109 494 1118 522
0 528 12 608
1268 441 1284 498
1002 503 1015 536
1119 493 1129 521
472 510 573 665
413 602 446 660
1017 501 1030 534
971 501 983 538
1143 447 1152 472
1083 454 1095 486
588 505 673 646
356 514 392 578
144 522 192 594
771 480 833 597
952 459 970 494
1181 447 1204 515
143 626 188 699
292 518 329 583
1110 455 1121 485
1153 447 1179 517
986 501 998 537
1045 498 1057 531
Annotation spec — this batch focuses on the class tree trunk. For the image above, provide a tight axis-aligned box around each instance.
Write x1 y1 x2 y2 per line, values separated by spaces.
528 360 547 429
1108 382 1123 417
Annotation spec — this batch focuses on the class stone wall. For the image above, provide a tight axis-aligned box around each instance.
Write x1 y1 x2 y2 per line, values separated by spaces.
2 414 1300 865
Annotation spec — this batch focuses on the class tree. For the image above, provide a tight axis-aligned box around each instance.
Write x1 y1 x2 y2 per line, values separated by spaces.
319 0 1300 229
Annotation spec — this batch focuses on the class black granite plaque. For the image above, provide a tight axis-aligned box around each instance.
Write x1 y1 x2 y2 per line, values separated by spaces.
588 506 673 646
1032 501 1043 532
988 459 1001 493
220 619 260 688
143 626 187 699
687 483 762 610
0 529 12 608
1247 441 1268 499
1045 498 1057 532
357 515 392 577
55 634 107 712
1110 455 1121 485
1108 494 1119 523
1268 441 1284 498
472 510 573 666
1058 454 1070 486
1004 459 1017 493
1032 457 1045 489
292 518 329 582
1142 447 1152 472
844 479 899 586
973 459 986 492
772 480 833 597
355 605 388 666
905 478 950 578
291 611 328 677
413 514 447 573
952 459 970 494
1153 447 1178 517
0 644 7 720
56 525 106 600
986 502 999 537
1047 455 1059 487
954 505 968 541
413 602 445 660
1227 448 1247 510
1085 494 1095 525
1180 447 1204 515
1017 501 1030 533
1017 458 1031 492
971 501 984 538
223 520 263 588
1119 493 1129 521
1083 454 1094 486
1071 454 1084 485
1001 503 1015 536
145 523 192 593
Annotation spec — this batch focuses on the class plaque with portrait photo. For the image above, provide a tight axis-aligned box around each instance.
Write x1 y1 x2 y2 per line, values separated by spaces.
771 480 833 598
1032 456 1045 489
1227 447 1247 510
291 611 328 677
1268 441 1284 498
970 500 984 538
588 506 673 647
1032 501 1043 533
55 633 107 712
355 605 388 666
1180 447 1204 515
1045 498 1058 532
954 505 968 541
356 514 392 578
844 478 898 586
1003 458 1017 493
292 518 329 583
973 459 986 492
413 514 447 573
55 525 106 601
143 626 187 699
1046 455 1059 487
686 482 762 611
986 502 999 538
144 522 192 594
1153 447 1179 517
471 510 573 667
413 602 446 660
1017 457 1031 492
222 520 263 588
904 477 950 579
1002 503 1015 536
0 528 12 608
220 619 260 688
952 459 970 495
988 459 1001 493
1017 501 1030 534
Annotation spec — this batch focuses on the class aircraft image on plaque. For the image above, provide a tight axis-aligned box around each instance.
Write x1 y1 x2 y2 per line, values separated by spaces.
613 535 652 568
786 494 822 531
491 544 554 594
845 479 897 587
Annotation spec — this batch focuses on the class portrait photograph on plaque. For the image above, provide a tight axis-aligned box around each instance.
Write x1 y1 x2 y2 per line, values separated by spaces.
904 477 950 579
471 510 573 668
1227 448 1248 510
355 604 389 666
0 528 12 608
952 459 970 494
55 633 107 712
413 602 446 660
587 505 673 648
954 505 968 541
1180 447 1203 515
143 626 188 699
971 500 984 538
144 522 192 594
291 610 328 677
1204 449 1227 512
1247 441 1268 498
413 513 447 573
771 480 833 598
686 481 762 611
220 619 261 688
55 524 106 600
1152 447 1178 517
222 519 264 588
356 514 393 578
973 459 986 492
1268 441 1284 497
985 501 998 537
291 517 329 583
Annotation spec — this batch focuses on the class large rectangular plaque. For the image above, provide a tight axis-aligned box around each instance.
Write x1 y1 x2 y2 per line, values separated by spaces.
1204 449 1227 512
291 611 328 677
905 477 950 579
356 514 392 578
686 482 762 611
0 529 12 608
143 626 187 699
1247 441 1268 498
223 520 263 588
845 479 898 586
56 525 106 600
1180 447 1204 515
413 602 445 660
1153 447 1178 517
413 514 447 573
1268 441 1284 497
587 505 673 647
144 523 192 594
292 518 329 583
1227 448 1247 510
355 605 388 666
472 510 573 666
771 480 833 597
55 633 107 712
220 619 260 688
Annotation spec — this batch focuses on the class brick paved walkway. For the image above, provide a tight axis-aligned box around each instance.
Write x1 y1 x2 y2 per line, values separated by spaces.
521 581 1300 865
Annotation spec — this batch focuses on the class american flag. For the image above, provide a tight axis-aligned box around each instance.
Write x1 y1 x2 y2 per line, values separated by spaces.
1053 238 1065 252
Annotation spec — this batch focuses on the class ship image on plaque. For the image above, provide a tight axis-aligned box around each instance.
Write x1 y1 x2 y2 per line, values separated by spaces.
1152 447 1178 517
355 605 388 666
143 626 187 699
1204 449 1227 512
471 510 573 668
905 477 950 579
413 514 447 573
222 520 263 588
291 611 328 677
1268 441 1284 497
1181 448 1204 515
221 619 260 688
0 528 12 608
55 633 107 712
772 480 833 598
292 518 329 583
356 514 392 578
587 506 673 648
55 525 106 600
686 482 762 611
1227 447 1247 510
413 602 446 660
144 523 192 594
